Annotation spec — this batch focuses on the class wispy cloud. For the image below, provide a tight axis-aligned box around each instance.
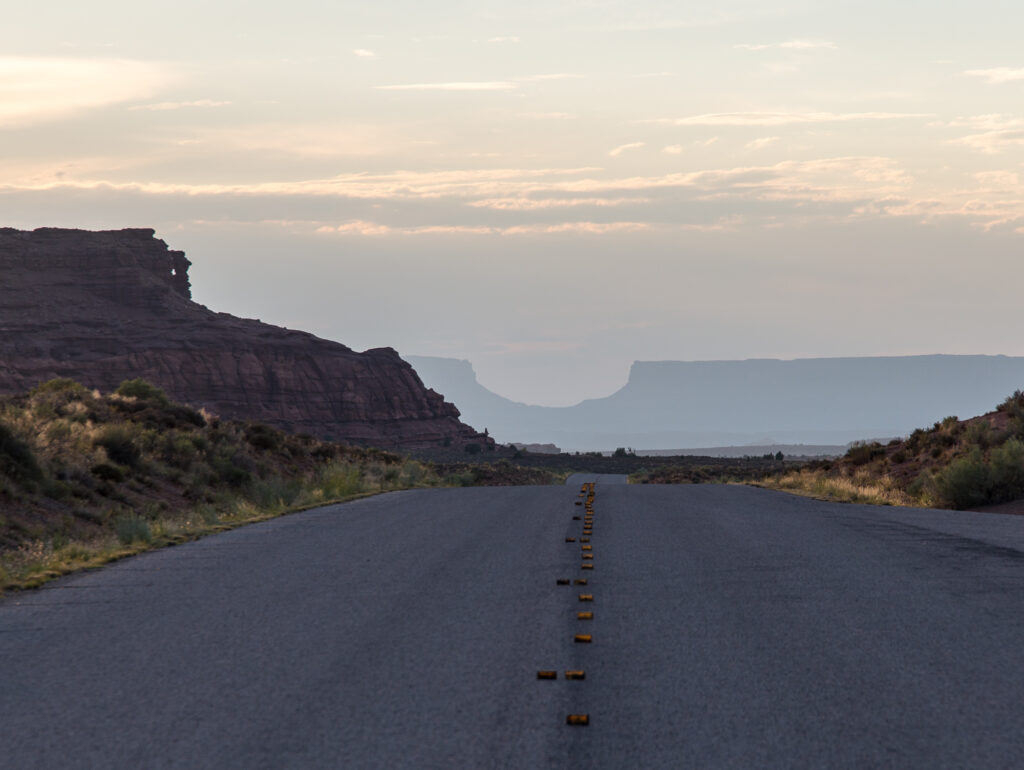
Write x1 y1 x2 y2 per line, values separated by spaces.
488 36 520 44
945 115 1024 152
316 220 649 236
0 56 172 126
128 99 230 112
964 67 1024 84
516 73 584 82
953 129 1024 153
647 111 930 127
376 81 518 91
736 40 837 51
609 142 645 157
745 136 779 150
11 156 1022 232
605 15 740 32
517 111 575 120
352 49 376 58
468 196 650 210
663 145 683 154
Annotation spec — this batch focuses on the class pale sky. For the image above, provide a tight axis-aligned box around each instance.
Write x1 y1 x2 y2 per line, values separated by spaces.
3 1 1023 405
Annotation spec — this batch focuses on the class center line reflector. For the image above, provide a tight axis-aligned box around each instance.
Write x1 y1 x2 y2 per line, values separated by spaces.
565 670 586 680
537 670 557 680
579 594 593 601
566 714 590 726
574 634 592 643
577 611 593 620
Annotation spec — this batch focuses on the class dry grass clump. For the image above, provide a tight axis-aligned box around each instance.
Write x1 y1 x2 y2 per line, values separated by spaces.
760 468 919 507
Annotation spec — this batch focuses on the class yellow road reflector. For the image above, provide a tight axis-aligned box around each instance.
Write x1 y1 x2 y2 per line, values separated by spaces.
573 516 581 521
577 611 593 620
579 593 594 601
574 501 582 506
574 578 588 585
581 545 592 551
557 578 570 585
581 537 591 543
574 634 592 643
565 670 586 680
582 563 594 570
565 537 576 543
566 714 590 726
537 670 557 680
582 553 593 560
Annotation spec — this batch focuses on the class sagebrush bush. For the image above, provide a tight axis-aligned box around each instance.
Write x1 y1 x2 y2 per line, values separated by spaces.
930 439 1024 509
0 420 42 483
115 378 170 405
113 514 152 545
94 425 141 468
845 442 885 466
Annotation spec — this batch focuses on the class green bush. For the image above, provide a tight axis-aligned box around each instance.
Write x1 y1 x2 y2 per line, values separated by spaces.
90 463 125 482
94 425 141 468
113 514 152 545
845 442 885 466
0 420 42 484
31 378 89 397
930 440 1024 509
115 378 170 405
245 423 281 451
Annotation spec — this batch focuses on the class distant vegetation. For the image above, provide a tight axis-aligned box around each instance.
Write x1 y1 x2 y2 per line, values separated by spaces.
762 391 1024 509
0 379 559 592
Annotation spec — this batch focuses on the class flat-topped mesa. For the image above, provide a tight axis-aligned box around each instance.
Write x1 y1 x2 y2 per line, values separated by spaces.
0 227 490 450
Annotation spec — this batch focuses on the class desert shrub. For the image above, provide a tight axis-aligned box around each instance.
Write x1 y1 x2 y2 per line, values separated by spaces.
930 440 1024 509
248 476 303 508
245 423 281 451
115 378 170 405
211 454 252 487
113 514 152 545
157 434 200 470
846 442 885 466
94 425 141 468
0 420 42 483
315 463 365 499
988 439 1024 503
964 420 996 451
906 428 926 453
444 470 477 487
31 378 87 396
998 390 1024 414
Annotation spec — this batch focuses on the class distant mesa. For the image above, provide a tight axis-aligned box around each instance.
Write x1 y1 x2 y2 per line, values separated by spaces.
0 227 490 450
404 354 1024 451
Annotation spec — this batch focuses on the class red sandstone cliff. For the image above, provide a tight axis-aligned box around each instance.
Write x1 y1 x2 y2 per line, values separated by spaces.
0 227 490 449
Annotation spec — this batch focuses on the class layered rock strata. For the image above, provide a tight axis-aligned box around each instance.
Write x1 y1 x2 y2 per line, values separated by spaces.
0 227 488 449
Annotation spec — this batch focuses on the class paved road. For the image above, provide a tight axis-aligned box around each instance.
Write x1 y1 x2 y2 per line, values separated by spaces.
4 483 1024 768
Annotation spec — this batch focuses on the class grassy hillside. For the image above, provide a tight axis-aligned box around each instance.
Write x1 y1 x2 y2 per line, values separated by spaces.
0 379 557 591
763 391 1024 509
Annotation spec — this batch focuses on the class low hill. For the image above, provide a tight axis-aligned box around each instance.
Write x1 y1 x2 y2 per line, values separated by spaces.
0 379 554 590
0 228 488 450
767 391 1024 510
404 355 1024 450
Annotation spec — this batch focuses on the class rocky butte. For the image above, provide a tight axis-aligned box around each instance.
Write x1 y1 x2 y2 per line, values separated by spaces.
0 227 490 450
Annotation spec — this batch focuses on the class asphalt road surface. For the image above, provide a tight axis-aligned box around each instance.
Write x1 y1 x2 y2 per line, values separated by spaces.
5 481 1024 768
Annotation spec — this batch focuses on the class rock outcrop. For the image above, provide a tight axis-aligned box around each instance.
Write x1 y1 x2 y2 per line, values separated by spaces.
0 227 490 449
